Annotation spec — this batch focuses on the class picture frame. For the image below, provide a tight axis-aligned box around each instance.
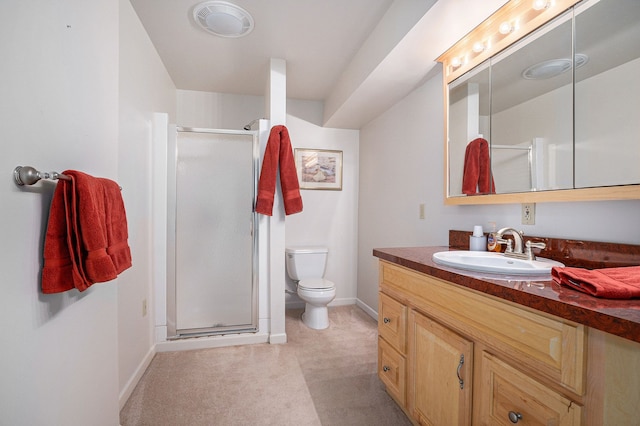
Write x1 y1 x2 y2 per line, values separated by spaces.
294 148 343 190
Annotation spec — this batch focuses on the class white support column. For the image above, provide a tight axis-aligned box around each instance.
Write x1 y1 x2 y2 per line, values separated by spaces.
267 58 288 344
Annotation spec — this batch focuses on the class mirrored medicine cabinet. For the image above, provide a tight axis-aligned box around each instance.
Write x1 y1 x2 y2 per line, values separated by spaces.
438 0 640 205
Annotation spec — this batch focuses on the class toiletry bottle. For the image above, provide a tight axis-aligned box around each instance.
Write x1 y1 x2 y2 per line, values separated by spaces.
487 222 500 252
469 225 487 251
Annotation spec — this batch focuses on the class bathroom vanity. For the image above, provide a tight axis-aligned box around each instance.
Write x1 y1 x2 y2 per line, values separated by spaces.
374 244 640 425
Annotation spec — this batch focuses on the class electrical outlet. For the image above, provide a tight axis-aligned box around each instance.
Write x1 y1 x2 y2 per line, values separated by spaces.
522 203 535 225
142 299 148 317
419 203 425 220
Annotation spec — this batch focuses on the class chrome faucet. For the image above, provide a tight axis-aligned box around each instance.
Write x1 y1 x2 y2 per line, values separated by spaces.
495 227 547 260
496 227 524 254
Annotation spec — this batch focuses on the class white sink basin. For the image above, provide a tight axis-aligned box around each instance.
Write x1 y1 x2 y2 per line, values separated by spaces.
432 250 564 276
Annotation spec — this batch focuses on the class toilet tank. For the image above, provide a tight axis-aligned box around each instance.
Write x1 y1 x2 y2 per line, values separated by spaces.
285 247 328 281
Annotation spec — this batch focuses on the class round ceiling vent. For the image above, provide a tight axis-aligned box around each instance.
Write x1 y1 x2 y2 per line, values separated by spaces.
522 53 589 80
193 1 254 38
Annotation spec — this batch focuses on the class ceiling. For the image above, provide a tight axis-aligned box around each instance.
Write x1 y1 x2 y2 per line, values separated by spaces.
129 0 508 128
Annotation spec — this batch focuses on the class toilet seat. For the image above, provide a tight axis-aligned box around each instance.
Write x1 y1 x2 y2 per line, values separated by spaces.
298 278 335 291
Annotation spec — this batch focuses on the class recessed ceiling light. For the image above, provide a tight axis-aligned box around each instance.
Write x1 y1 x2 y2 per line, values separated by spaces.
522 54 589 80
193 1 254 38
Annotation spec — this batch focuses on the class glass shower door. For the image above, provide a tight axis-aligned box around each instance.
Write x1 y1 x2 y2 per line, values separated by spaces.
172 128 258 336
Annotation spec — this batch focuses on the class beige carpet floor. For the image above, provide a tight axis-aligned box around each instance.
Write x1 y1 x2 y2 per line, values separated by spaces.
120 305 411 426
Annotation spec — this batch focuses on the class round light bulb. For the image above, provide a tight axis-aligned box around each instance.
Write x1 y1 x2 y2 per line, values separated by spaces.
499 22 513 34
451 57 461 68
533 0 549 11
472 42 485 53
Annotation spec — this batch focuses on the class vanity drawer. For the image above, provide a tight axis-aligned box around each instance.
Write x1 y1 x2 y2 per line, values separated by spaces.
378 292 407 353
477 352 582 426
378 337 406 406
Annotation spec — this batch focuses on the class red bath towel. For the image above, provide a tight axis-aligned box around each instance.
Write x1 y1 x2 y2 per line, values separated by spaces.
255 125 303 216
551 265 640 299
462 137 495 195
42 171 132 294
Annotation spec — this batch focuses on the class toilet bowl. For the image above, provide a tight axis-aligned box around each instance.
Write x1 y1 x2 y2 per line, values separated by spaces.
297 279 336 330
285 247 336 330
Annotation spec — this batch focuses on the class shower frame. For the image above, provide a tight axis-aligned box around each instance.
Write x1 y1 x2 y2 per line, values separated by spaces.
166 126 260 339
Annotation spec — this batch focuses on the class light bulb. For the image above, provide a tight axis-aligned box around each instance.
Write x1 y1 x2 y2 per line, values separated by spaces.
533 0 550 11
499 22 513 34
472 42 485 53
451 57 462 68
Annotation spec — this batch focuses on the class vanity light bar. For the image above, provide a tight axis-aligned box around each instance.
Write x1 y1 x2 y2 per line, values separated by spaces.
437 0 579 82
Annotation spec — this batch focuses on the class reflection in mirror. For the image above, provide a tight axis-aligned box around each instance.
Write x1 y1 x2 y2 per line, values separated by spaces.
444 0 640 202
574 0 640 188
448 63 490 197
490 12 573 194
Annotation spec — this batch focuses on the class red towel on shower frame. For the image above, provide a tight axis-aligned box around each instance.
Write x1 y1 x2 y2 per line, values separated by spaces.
462 137 495 195
42 170 132 293
255 125 303 216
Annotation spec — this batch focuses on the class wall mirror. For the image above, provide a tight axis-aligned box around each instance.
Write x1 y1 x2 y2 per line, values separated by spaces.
440 0 640 204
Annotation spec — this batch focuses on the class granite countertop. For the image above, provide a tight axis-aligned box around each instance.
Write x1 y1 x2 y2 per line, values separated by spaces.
373 246 640 344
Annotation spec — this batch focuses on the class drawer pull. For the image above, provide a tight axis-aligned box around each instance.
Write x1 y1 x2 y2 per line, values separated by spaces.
508 411 522 423
383 317 391 324
456 354 465 389
383 365 391 372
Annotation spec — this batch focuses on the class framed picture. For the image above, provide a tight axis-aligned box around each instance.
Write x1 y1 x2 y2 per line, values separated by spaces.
294 148 343 190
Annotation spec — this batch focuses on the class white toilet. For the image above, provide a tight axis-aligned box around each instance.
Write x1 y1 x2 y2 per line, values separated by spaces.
285 246 336 330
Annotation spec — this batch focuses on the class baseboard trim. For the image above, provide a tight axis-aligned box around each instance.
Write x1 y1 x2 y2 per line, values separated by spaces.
119 346 156 410
356 298 378 321
269 332 287 344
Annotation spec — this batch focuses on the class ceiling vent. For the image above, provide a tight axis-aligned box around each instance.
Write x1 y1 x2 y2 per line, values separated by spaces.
193 1 254 38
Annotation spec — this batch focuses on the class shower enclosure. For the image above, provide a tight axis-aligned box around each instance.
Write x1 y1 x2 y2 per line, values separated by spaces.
167 127 259 338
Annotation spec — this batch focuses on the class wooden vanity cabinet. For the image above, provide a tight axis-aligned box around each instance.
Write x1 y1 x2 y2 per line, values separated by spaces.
377 260 587 425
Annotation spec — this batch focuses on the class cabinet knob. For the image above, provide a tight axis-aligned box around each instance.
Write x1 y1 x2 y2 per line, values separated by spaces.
383 366 391 372
383 317 391 324
508 411 522 423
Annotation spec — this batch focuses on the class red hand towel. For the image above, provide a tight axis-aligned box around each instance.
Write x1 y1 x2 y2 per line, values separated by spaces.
255 125 303 216
462 137 495 195
551 266 640 299
41 181 75 293
42 171 132 293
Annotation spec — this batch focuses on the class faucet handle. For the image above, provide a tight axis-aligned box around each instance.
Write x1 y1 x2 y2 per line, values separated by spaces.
497 238 512 252
526 240 546 250
525 240 546 260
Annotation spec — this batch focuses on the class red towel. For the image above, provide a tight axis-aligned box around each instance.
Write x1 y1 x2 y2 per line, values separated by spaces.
255 125 303 216
42 171 132 294
462 137 495 195
551 266 640 299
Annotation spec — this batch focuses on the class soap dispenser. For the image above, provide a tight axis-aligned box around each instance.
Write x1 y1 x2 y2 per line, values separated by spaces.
469 225 487 251
487 222 501 252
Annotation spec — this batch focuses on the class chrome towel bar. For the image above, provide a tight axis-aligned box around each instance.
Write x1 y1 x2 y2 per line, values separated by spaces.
14 166 71 186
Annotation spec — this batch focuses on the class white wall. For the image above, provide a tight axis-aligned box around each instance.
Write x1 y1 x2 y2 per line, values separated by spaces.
357 67 640 315
118 0 177 407
0 1 120 424
285 103 360 308
176 90 264 130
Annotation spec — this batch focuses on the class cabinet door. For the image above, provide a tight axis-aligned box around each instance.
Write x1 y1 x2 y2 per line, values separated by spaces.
478 352 582 426
408 310 473 426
